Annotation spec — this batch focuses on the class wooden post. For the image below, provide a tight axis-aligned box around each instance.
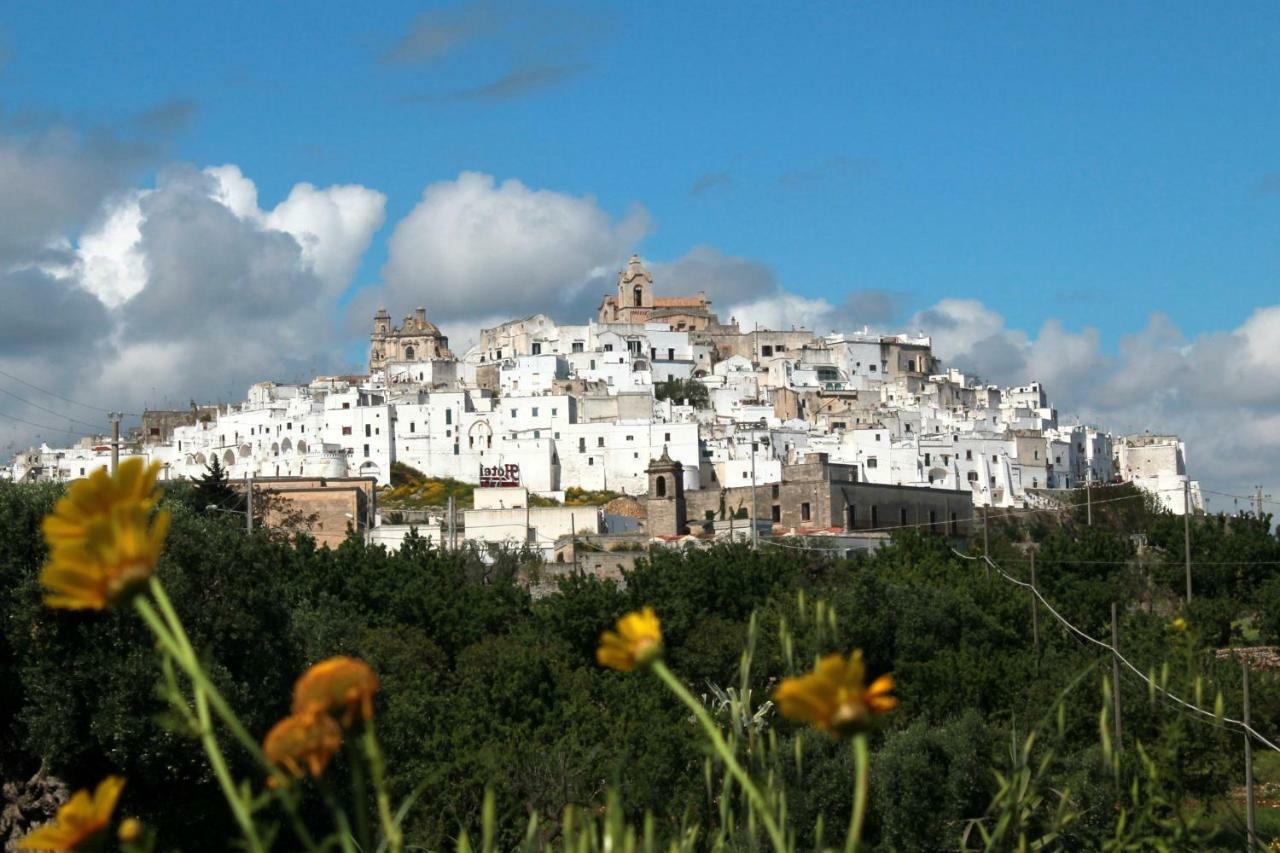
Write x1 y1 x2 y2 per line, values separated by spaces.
1030 550 1040 661
1183 481 1193 604
1111 602 1123 749
1244 662 1257 849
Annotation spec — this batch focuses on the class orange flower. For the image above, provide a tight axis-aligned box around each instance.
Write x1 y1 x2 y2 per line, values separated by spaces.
292 657 379 727
263 711 343 783
596 607 663 672
17 775 124 851
773 651 897 737
40 459 169 610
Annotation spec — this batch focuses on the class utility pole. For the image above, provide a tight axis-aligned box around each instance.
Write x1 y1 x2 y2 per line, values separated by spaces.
1184 480 1193 604
1111 602 1123 749
1085 468 1092 527
1030 549 1040 662
750 426 759 550
446 496 454 551
1244 662 1258 850
108 412 122 474
246 471 254 534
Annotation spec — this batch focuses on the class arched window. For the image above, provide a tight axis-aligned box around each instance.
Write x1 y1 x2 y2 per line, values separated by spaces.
634 286 643 307
656 476 667 497
404 345 415 361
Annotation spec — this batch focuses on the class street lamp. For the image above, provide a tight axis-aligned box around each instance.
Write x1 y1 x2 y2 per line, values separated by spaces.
205 504 252 534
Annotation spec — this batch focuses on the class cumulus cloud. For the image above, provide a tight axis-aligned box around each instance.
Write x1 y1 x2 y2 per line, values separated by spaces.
0 151 384 453
912 298 1280 498
380 171 649 327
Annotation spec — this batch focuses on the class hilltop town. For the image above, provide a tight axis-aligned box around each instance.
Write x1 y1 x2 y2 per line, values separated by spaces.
5 255 1199 554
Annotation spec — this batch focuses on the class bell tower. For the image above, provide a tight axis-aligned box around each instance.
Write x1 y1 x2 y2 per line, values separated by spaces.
645 446 686 536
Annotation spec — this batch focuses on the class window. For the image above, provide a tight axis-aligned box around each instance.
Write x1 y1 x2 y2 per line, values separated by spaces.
634 286 643 307
552 408 557 416
363 444 370 457
656 476 666 497
772 505 781 521
626 435 634 442
445 409 452 425
149 427 160 436
342 402 350 410
924 453 931 465
875 433 881 441
667 348 675 360
410 422 415 432
867 457 878 468
404 345 415 360
801 502 811 521
775 344 786 353
533 430 540 439
588 458 594 466
1034 450 1040 460
532 407 539 417
511 409 517 418
604 344 613 352
454 444 459 456
967 471 978 483
869 364 876 372
992 455 998 463
665 432 671 442
532 343 542 355
365 424 371 437
598 437 605 447
771 484 779 498
965 449 972 460
761 345 773 357
342 426 352 436
572 342 584 353
579 437 586 452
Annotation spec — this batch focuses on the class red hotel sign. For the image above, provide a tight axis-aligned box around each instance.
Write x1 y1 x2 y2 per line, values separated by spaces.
479 463 521 488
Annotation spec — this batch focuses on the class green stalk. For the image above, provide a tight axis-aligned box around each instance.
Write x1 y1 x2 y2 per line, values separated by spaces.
347 738 373 852
651 660 788 852
844 734 869 853
364 719 403 853
134 596 265 853
144 578 319 850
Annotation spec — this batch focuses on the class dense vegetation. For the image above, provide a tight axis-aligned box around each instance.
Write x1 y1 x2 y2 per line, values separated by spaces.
2 478 1278 849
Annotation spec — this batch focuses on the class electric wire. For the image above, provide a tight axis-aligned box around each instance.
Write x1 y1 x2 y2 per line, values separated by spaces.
951 547 1280 753
0 408 89 438
0 386 105 431
0 366 127 415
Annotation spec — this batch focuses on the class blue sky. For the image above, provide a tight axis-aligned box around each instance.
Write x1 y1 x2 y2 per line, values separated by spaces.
3 2 1280 499
5 2 1280 339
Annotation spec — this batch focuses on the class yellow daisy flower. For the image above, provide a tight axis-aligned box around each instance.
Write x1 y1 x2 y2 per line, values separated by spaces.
773 651 897 737
17 775 125 851
596 607 663 672
292 656 380 727
264 710 343 783
40 459 170 610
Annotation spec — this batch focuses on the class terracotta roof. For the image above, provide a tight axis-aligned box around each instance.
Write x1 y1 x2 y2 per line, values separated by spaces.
654 296 707 308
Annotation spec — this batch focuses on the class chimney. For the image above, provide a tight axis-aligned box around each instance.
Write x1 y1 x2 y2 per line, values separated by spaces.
415 307 427 326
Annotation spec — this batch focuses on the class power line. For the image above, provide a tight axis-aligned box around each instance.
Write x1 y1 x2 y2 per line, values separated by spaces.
0 366 126 415
0 404 88 435
0 386 104 431
953 548 1280 754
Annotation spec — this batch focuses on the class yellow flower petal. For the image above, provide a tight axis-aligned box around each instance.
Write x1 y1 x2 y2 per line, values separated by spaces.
17 776 124 851
773 650 897 738
596 607 663 672
39 463 168 611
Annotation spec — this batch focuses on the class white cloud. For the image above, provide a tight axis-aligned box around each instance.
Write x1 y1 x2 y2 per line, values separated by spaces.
724 292 841 333
380 171 650 323
76 190 148 307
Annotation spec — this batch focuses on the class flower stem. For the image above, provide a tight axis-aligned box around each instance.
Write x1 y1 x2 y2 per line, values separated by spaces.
651 660 788 852
347 737 372 852
364 718 403 853
844 734 869 853
142 578 319 850
134 596 265 853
